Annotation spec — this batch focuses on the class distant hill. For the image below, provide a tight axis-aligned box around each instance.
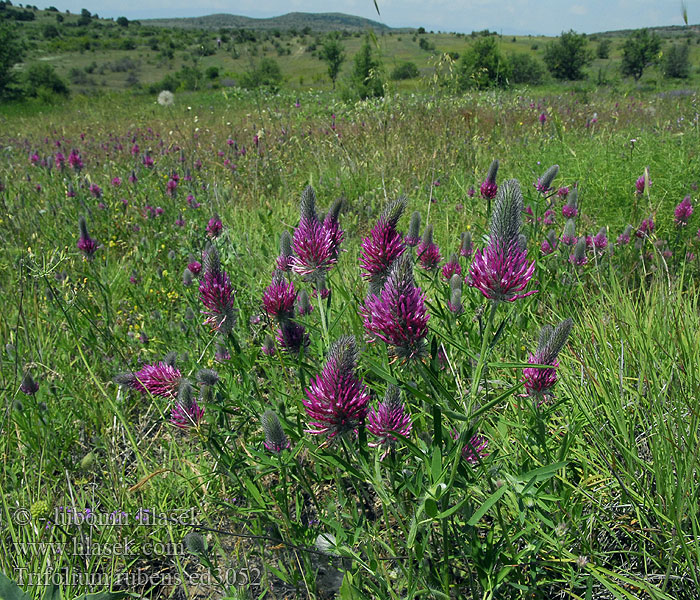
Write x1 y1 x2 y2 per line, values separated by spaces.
144 12 395 32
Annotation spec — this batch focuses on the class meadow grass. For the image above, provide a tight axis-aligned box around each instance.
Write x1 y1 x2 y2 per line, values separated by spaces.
0 86 699 599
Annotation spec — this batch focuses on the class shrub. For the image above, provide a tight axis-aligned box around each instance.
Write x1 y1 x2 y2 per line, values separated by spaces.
390 61 419 80
205 66 220 80
663 43 690 79
240 58 282 92
543 30 592 80
509 52 545 85
42 23 59 39
23 63 69 99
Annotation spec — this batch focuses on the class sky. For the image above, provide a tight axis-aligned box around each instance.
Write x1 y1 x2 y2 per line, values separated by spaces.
31 1 691 35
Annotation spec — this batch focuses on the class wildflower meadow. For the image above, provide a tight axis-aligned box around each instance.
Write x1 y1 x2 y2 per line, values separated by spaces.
1 85 699 599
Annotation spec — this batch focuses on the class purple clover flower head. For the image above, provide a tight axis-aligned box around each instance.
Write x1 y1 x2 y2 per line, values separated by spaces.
675 196 693 227
89 183 102 198
291 186 337 282
170 381 204 429
261 410 290 453
115 360 182 399
534 164 559 195
361 253 430 363
66 182 76 198
276 320 309 356
296 289 313 316
187 260 202 275
522 318 572 401
480 159 499 200
263 270 297 321
561 219 577 247
459 231 473 259
277 231 295 272
467 186 476 197
635 171 651 195
68 149 83 171
539 112 547 125
452 430 489 465
469 239 536 303
199 246 236 335
593 227 608 250
557 186 570 199
323 197 345 260
562 189 578 218
359 196 408 295
569 238 588 266
441 253 462 281
166 178 178 197
417 224 442 271
636 217 655 239
77 216 99 260
207 213 223 238
367 385 412 459
303 335 370 440
542 209 556 226
20 372 40 396
405 211 421 247
617 225 634 245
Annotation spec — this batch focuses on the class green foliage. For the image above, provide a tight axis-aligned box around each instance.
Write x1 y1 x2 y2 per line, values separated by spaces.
621 29 662 80
116 16 128 28
457 36 511 90
543 30 592 80
508 52 545 85
240 57 282 91
663 43 690 79
205 65 220 80
0 23 24 97
23 63 69 99
42 23 59 39
318 33 345 88
350 36 383 99
390 61 419 80
596 38 612 59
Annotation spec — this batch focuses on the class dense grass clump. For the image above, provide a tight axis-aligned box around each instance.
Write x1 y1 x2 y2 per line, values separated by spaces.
0 87 699 599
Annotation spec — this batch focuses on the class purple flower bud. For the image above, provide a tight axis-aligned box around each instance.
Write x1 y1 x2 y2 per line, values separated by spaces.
480 159 499 200
261 410 290 453
77 216 99 259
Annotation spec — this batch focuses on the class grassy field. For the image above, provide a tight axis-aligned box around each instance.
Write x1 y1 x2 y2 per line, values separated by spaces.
0 83 699 599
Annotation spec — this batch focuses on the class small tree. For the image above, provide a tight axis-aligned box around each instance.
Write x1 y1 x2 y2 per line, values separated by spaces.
543 30 592 80
318 34 345 89
116 16 129 27
351 37 383 99
457 36 511 90
663 43 690 79
621 29 661 81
